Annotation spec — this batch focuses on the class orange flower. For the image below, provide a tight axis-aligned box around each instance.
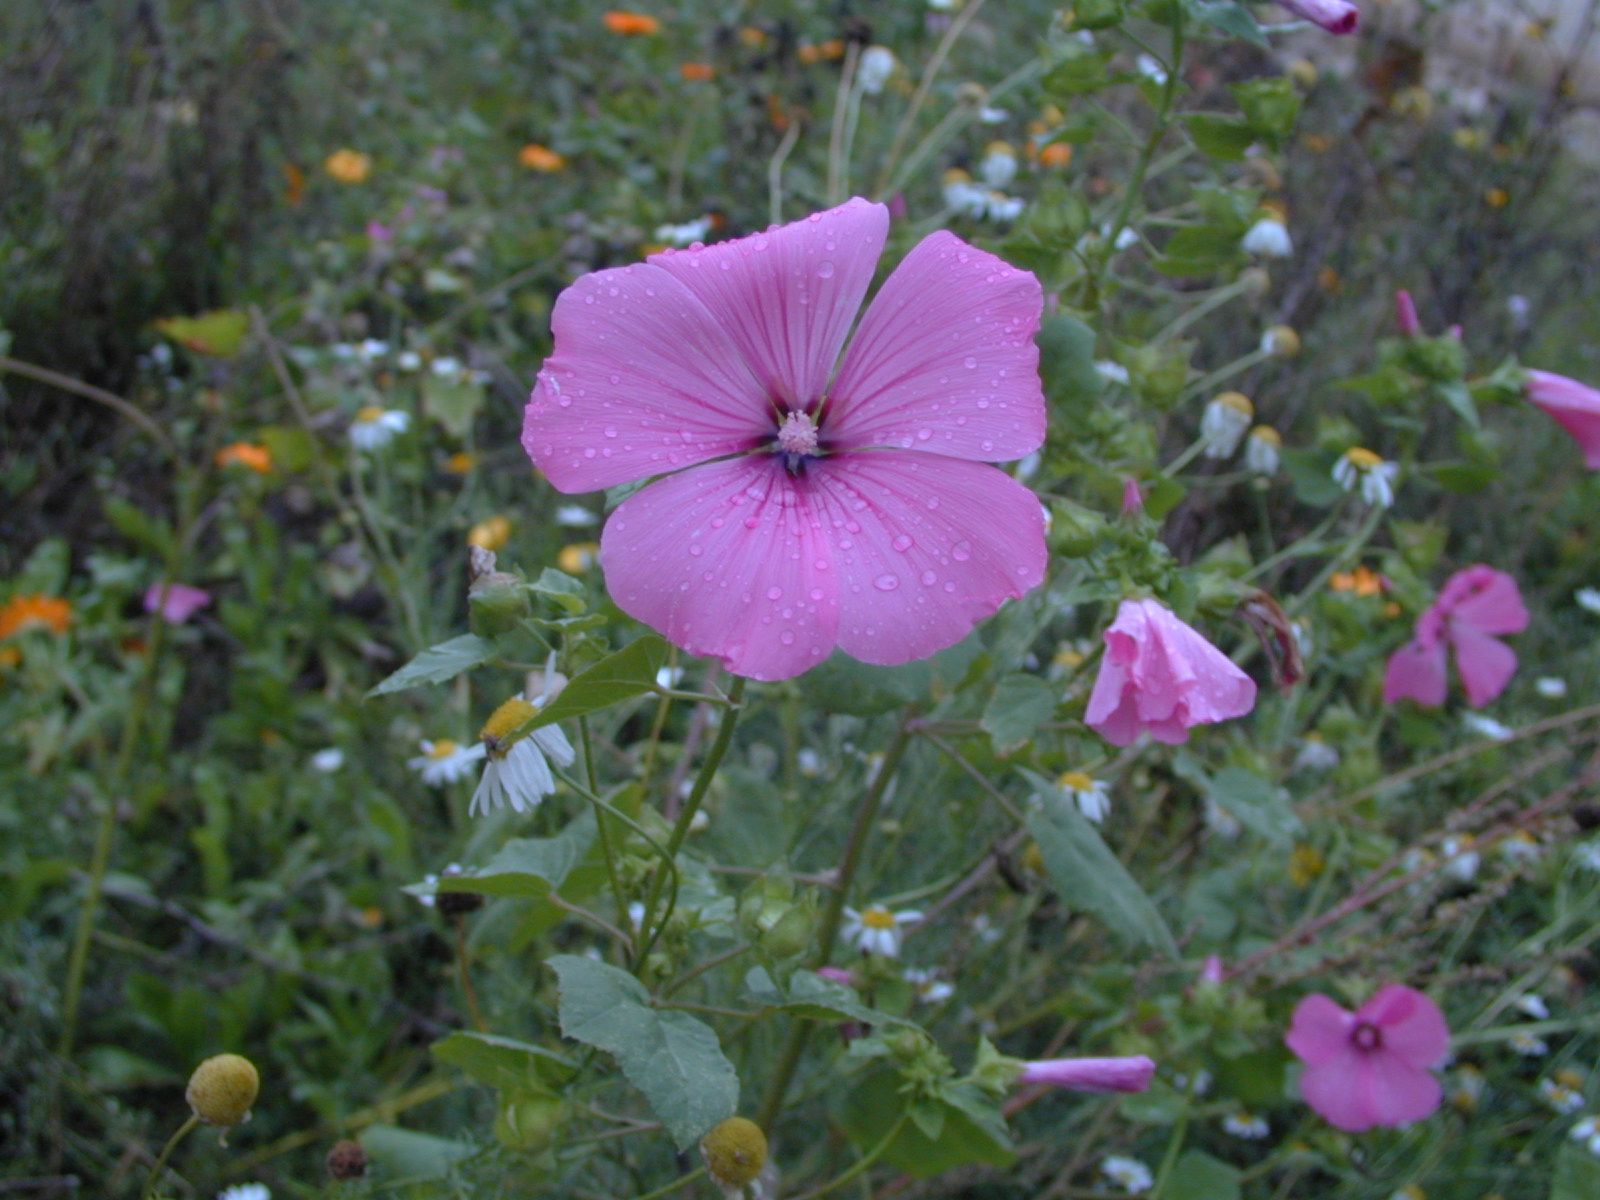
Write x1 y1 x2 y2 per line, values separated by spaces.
283 162 306 206
680 62 716 81
324 149 372 184
738 26 767 46
1317 266 1343 293
216 442 273 473
1329 565 1385 597
604 11 661 34
1038 142 1073 168
1485 186 1509 208
445 451 479 475
519 143 565 171
0 595 73 640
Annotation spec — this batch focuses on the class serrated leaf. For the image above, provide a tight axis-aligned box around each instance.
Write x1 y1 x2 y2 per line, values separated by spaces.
1185 114 1256 161
520 636 669 731
431 1031 577 1092
367 633 499 697
981 674 1057 753
154 309 249 357
550 954 738 1148
418 810 596 901
359 1125 477 1183
754 968 914 1029
1169 1151 1242 1200
1020 768 1177 956
840 1071 1014 1177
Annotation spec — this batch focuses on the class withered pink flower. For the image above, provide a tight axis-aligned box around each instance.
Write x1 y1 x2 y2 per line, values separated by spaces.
523 198 1047 681
144 582 213 625
1384 565 1528 708
1018 1055 1156 1093
1086 599 1257 746
1526 369 1600 469
1286 985 1449 1132
1274 0 1359 32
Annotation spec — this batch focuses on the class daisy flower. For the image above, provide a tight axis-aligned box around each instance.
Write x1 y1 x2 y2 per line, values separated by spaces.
841 904 921 957
1509 1030 1549 1057
1541 1078 1585 1114
1101 1155 1154 1192
903 967 955 1004
1222 1112 1270 1138
469 683 576 817
1246 425 1282 475
1242 216 1292 258
409 739 487 786
349 406 410 450
1333 446 1399 508
1200 392 1253 459
1057 771 1111 823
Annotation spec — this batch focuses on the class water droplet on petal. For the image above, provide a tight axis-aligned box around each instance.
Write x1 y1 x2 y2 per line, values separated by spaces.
964 357 978 369
874 574 900 592
921 570 937 586
892 534 913 552
766 586 783 601
952 540 972 562
818 261 835 279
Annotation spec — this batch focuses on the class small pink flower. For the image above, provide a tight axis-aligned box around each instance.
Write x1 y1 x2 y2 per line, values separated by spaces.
523 199 1047 681
814 967 856 986
1200 954 1226 985
1273 0 1358 32
1121 477 1145 517
1286 985 1450 1132
1394 290 1420 336
1526 369 1600 469
1384 565 1528 708
1085 599 1258 746
1018 1055 1156 1094
143 582 212 625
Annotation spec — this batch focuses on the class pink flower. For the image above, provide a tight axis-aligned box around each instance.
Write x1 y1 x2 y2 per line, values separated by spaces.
1273 0 1358 32
143 582 212 625
1018 1055 1156 1094
1121 477 1145 517
523 199 1047 681
1526 369 1600 469
1085 599 1258 746
1383 565 1528 708
1394 290 1420 336
1285 985 1450 1132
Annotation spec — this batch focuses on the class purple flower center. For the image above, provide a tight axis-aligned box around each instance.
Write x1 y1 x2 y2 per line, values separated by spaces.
774 409 823 474
1351 1020 1383 1051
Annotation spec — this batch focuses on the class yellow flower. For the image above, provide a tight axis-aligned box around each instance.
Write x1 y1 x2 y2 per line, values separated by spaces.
445 451 478 474
1485 186 1509 208
469 515 512 552
215 442 273 473
604 11 661 34
558 542 600 574
324 149 372 184
186 1053 260 1129
0 595 73 639
1329 565 1384 596
701 1117 768 1193
519 143 566 172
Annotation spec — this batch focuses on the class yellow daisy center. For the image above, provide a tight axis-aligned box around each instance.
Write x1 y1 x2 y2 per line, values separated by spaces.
428 739 460 759
355 405 386 424
1345 446 1383 470
860 907 897 930
480 698 537 755
1058 771 1096 792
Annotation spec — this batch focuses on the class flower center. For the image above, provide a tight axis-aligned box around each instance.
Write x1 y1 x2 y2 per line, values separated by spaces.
429 739 460 759
860 907 897 930
355 405 386 424
480 698 537 758
1345 446 1382 471
775 410 821 459
1351 1020 1383 1051
1058 771 1096 792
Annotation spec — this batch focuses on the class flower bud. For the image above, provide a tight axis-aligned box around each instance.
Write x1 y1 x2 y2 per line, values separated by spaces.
700 1117 768 1193
1261 325 1301 358
326 1139 369 1180
494 1093 567 1152
186 1053 260 1129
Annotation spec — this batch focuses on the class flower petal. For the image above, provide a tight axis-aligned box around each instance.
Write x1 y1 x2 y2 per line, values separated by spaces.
1383 637 1448 706
805 451 1046 665
1286 994 1356 1067
1527 369 1600 469
1360 985 1451 1069
600 457 839 681
1440 566 1529 636
1299 1053 1381 1131
1352 1052 1443 1128
523 262 772 492
827 231 1045 461
647 198 889 410
1449 625 1518 707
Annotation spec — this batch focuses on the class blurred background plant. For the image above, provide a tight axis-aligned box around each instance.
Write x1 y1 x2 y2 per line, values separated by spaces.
4 0 1600 1197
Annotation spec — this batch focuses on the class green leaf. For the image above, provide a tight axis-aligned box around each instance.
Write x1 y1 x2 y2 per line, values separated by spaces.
16 537 71 595
431 1031 577 1092
419 810 596 901
103 497 176 558
747 967 914 1028
1020 769 1178 956
1169 1151 1242 1200
1037 312 1103 412
1430 463 1500 494
1183 0 1267 46
359 1124 477 1183
1204 765 1301 845
981 674 1058 753
1185 114 1256 161
1042 50 1114 97
422 375 485 438
1156 224 1246 277
840 1071 1014 1177
531 567 587 614
367 634 499 697
802 636 983 716
1280 447 1343 508
1232 78 1301 147
550 955 738 1148
523 636 669 730
154 309 248 357
1553 1143 1600 1200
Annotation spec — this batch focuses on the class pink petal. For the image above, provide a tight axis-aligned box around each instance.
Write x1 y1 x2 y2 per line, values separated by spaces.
647 198 888 410
143 582 212 624
1298 1053 1381 1131
1449 625 1518 707
524 263 772 492
1286 994 1356 1067
1359 985 1451 1069
806 452 1046 665
1527 369 1600 469
1354 1050 1443 1128
599 457 839 681
1394 290 1421 336
1017 1055 1156 1093
1085 653 1142 748
1383 637 1448 706
826 231 1045 462
1438 566 1529 636
1273 0 1359 33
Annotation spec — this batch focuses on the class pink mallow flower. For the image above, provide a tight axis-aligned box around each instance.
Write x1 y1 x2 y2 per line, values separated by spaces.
143 582 212 625
1085 599 1258 746
1526 369 1600 469
1383 565 1528 708
522 198 1047 681
1286 985 1450 1132
1018 1055 1156 1094
1273 0 1358 32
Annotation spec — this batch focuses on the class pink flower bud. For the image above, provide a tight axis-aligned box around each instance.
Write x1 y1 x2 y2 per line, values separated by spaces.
1018 1055 1156 1093
1394 290 1420 336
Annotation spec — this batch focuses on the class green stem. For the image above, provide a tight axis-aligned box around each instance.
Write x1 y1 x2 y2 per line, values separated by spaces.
1148 1094 1192 1199
1104 11 1185 253
1284 504 1385 618
1179 346 1271 406
630 1165 706 1200
580 715 627 934
789 1111 910 1200
142 1113 199 1200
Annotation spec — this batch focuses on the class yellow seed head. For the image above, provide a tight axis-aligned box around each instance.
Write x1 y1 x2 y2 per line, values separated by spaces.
1345 446 1383 470
355 405 386 424
700 1117 769 1192
468 515 512 552
1265 325 1301 358
186 1053 260 1127
1250 425 1282 447
1058 771 1096 792
984 140 1016 159
859 907 896 930
481 698 537 755
1215 391 1254 419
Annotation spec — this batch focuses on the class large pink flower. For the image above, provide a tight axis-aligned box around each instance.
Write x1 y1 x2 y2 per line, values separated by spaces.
1383 565 1528 708
523 198 1047 681
1526 369 1600 469
1085 599 1257 746
1286 985 1450 1132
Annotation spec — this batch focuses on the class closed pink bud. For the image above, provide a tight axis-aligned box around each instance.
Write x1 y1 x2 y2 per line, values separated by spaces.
1394 290 1420 336
1017 1055 1156 1093
1526 369 1600 469
1273 0 1358 33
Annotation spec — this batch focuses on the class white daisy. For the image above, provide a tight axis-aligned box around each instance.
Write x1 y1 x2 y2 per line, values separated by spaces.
555 504 599 527
941 170 990 218
396 350 423 371
1570 1114 1600 1156
842 904 921 957
1509 1030 1549 1057
1245 425 1282 476
1574 839 1600 872
349 406 410 450
980 141 1018 189
1102 1155 1154 1192
1057 771 1111 823
1542 1078 1585 1114
1201 392 1253 459
982 191 1025 221
1461 713 1512 741
356 338 389 363
1577 587 1600 614
430 355 462 377
469 685 577 817
1095 359 1131 385
654 217 713 247
218 1185 272 1200
309 747 345 773
1441 834 1480 883
408 738 487 786
1135 53 1168 84
1536 676 1569 698
856 46 897 94
1332 447 1399 508
1222 1112 1269 1138
1516 994 1551 1020
1241 216 1292 258
1449 1065 1485 1111
1293 734 1340 772
796 748 823 777
1499 831 1542 863
903 967 955 1004
1112 226 1141 251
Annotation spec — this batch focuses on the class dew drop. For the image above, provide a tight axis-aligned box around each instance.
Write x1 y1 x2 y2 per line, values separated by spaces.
780 630 796 645
892 534 914 552
689 544 704 557
916 428 932 441
952 540 972 562
874 574 900 592
603 426 618 438
766 586 783 601
921 570 937 586
817 261 835 279
809 588 825 601
963 356 978 369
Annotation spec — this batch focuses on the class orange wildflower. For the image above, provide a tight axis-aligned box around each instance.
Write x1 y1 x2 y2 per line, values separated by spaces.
283 162 306 206
680 62 716 81
0 595 73 640
1038 142 1073 168
519 143 565 171
604 11 661 34
1329 565 1385 597
324 149 372 184
216 442 273 473
798 39 845 63
1485 186 1509 208
445 451 479 475
738 26 768 46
